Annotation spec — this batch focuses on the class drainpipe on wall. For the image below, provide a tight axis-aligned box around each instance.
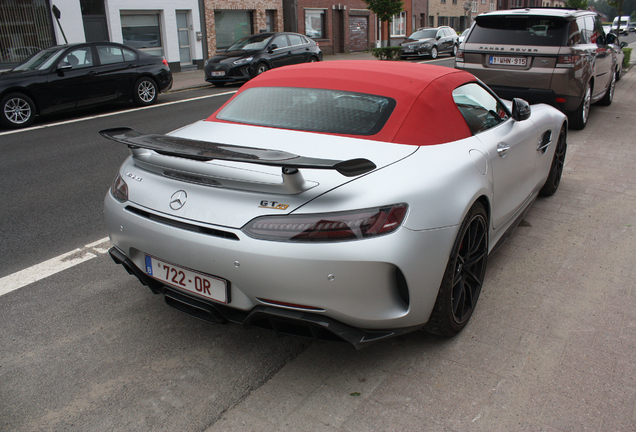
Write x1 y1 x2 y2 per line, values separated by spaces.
198 0 208 62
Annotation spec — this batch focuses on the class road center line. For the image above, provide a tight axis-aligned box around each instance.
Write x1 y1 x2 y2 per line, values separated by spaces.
0 237 112 297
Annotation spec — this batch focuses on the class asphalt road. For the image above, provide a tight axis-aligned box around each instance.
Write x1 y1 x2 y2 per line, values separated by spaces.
0 88 310 431
0 88 236 278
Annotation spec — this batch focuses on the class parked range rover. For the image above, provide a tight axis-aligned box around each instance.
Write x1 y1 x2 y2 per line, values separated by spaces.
455 8 623 129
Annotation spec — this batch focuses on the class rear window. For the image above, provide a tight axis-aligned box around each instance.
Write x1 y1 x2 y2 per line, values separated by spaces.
471 15 568 46
217 87 396 136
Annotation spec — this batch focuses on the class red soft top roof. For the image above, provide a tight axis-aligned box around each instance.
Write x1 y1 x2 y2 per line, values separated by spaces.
207 60 477 145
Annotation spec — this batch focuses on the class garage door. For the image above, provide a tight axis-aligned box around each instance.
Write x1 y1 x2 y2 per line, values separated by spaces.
349 16 368 52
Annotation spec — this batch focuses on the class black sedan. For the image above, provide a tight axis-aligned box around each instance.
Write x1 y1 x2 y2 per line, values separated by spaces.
204 32 322 87
0 42 172 129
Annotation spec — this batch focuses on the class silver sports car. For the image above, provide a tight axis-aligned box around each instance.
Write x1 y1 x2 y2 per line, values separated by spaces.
103 61 567 349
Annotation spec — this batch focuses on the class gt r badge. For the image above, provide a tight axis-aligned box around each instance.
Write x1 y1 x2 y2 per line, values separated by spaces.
170 190 188 210
125 172 142 182
259 200 289 210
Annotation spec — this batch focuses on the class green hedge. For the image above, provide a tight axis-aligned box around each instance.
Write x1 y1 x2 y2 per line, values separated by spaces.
623 47 632 69
371 46 403 60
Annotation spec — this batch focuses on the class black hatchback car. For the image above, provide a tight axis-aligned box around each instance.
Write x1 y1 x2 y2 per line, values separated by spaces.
204 32 322 87
0 42 172 129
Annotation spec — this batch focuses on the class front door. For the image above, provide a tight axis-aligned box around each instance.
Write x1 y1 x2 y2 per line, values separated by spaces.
177 12 192 65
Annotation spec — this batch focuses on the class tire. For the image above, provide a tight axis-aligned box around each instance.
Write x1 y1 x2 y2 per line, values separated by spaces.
597 72 615 106
133 77 158 107
616 65 622 82
425 202 488 336
1 92 35 129
568 82 591 130
539 125 567 197
254 62 269 77
212 82 226 87
430 47 438 59
309 56 319 62
451 44 458 57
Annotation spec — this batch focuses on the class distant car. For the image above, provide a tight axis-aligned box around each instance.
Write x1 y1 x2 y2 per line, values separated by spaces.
400 26 459 59
102 61 567 349
630 22 636 32
606 32 628 81
0 42 172 129
458 28 470 45
204 32 322 87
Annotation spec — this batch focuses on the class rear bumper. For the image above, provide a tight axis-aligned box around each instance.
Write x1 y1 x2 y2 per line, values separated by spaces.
109 247 421 349
487 85 580 114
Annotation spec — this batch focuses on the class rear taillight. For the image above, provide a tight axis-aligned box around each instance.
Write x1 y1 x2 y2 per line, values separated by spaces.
111 174 128 203
242 204 408 242
456 49 464 61
557 55 580 65
162 58 169 67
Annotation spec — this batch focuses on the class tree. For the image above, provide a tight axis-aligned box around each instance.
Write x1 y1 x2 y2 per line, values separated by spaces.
363 0 404 47
565 0 588 9
608 0 625 32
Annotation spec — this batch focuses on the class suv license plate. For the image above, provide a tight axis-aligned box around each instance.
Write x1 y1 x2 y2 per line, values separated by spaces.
490 56 527 66
145 255 228 303
211 71 226 77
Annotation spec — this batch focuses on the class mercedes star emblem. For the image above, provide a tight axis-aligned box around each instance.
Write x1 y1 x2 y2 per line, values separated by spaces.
170 190 188 210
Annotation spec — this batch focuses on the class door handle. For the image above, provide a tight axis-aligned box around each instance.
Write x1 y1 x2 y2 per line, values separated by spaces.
497 143 510 158
87 71 97 76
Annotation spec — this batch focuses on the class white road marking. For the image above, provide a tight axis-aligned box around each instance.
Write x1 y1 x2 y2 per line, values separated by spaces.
0 90 237 137
0 237 112 296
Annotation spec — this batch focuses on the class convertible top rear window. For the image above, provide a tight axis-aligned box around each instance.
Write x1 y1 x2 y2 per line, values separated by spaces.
217 87 396 136
472 16 568 46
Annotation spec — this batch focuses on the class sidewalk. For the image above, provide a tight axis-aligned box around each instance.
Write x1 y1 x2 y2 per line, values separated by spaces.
196 64 636 430
168 51 377 93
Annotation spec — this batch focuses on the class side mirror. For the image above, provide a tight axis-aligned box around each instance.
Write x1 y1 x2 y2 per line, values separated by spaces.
57 61 72 71
621 42 628 48
436 35 441 40
269 44 278 52
512 98 531 122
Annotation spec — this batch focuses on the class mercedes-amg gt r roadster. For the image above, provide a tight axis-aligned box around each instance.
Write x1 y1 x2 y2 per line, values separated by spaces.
102 61 567 349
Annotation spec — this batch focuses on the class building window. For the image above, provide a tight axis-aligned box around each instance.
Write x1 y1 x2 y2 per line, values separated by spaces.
391 11 406 36
0 0 55 67
490 0 496 11
438 16 449 26
305 9 325 38
121 13 163 56
472 1 479 12
215 10 253 49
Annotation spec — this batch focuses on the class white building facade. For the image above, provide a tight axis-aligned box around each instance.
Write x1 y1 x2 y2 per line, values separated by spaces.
1 0 203 71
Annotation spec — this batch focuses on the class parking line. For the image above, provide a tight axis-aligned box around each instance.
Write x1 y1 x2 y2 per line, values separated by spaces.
0 237 111 297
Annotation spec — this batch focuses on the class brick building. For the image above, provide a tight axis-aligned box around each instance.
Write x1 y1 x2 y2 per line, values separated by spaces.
202 0 285 58
283 0 376 54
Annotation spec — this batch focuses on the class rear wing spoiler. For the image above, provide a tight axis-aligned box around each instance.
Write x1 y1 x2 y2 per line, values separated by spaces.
99 127 376 177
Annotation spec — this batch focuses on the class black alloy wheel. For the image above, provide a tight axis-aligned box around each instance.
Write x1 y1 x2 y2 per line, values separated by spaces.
539 126 567 197
425 202 488 336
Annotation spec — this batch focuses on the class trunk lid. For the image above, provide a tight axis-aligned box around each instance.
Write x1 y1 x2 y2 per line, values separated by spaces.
119 121 417 228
